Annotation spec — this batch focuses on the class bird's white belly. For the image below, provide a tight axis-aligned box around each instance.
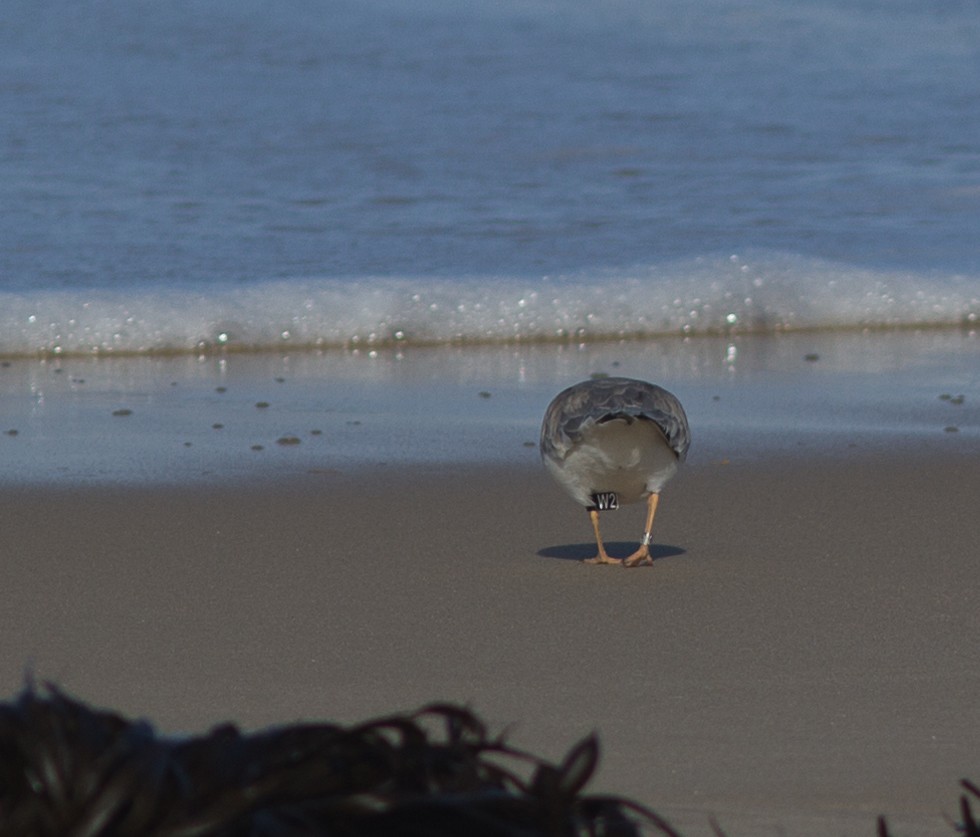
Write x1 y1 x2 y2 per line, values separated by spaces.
546 418 678 507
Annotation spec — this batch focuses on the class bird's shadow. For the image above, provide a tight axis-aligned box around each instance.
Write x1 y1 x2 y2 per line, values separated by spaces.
537 542 686 563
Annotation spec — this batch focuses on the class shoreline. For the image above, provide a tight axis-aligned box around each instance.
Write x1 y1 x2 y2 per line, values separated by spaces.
0 319 976 363
0 328 977 486
2 451 979 835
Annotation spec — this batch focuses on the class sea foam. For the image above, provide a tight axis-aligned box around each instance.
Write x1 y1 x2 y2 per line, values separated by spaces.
1 253 977 357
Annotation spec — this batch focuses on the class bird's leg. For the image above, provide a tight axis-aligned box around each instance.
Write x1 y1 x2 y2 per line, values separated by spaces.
583 507 622 565
623 493 660 567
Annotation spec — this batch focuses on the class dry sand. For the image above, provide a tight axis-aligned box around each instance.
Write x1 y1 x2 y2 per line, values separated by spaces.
2 451 978 835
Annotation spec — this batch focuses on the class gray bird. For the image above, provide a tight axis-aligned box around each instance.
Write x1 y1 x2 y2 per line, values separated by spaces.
540 377 690 567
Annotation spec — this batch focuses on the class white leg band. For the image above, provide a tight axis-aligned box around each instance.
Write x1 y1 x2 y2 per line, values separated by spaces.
641 533 652 546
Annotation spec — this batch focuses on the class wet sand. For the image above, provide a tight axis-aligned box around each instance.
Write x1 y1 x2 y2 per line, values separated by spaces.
2 452 978 836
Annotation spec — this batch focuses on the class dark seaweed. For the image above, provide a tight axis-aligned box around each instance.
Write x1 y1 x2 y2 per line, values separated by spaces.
0 685 674 837
877 779 980 837
0 685 974 836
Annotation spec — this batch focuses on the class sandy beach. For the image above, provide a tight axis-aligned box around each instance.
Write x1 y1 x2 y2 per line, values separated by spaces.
1 332 978 835
1 451 978 835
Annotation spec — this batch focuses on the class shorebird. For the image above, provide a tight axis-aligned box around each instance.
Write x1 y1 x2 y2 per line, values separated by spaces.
540 377 690 567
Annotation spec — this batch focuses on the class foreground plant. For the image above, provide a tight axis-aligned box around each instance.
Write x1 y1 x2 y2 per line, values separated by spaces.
0 685 974 836
877 779 980 837
0 684 677 836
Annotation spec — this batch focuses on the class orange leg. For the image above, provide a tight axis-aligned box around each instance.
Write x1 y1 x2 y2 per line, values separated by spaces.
582 507 622 565
623 493 660 568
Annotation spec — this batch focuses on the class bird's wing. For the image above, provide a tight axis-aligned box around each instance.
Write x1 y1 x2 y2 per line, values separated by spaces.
540 378 691 462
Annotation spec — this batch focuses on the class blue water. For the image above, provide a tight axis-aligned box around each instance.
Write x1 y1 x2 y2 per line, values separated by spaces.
2 0 979 354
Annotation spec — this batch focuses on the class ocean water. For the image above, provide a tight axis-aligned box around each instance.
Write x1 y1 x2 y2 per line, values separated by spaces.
2 0 980 356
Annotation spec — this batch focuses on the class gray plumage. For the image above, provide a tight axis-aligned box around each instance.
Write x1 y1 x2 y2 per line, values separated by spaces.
540 377 691 464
